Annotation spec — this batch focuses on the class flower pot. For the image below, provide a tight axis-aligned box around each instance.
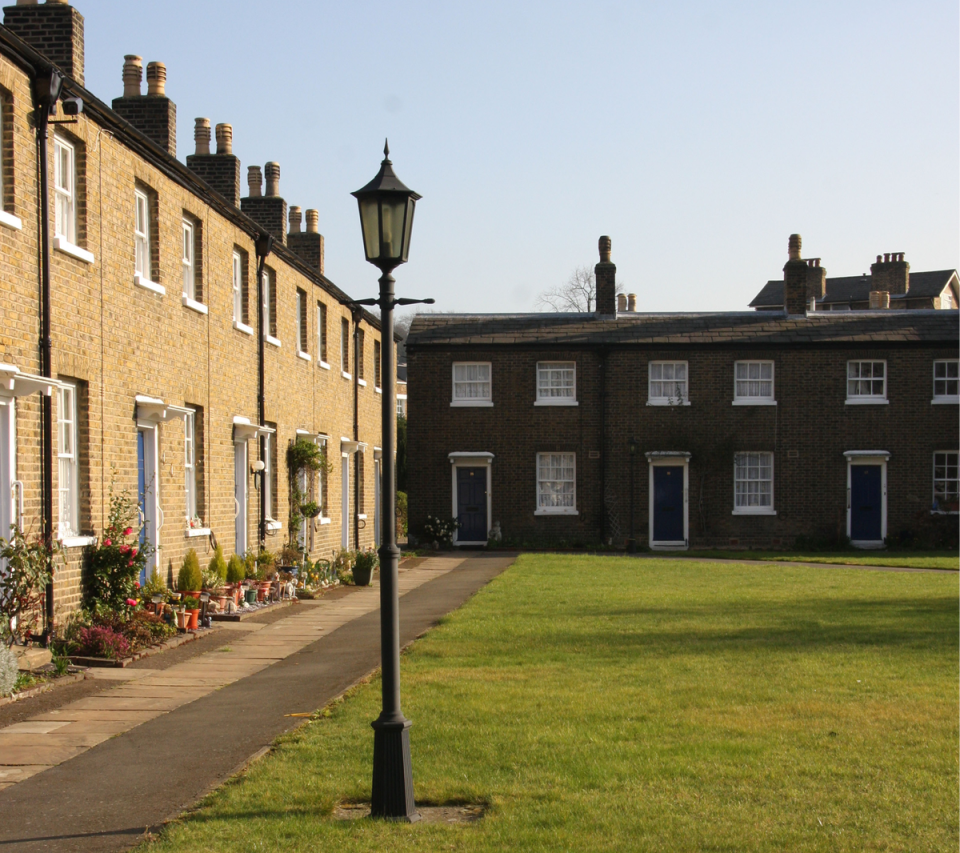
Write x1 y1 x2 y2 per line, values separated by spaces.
244 588 258 605
216 595 228 609
353 564 373 587
187 609 200 630
175 610 190 630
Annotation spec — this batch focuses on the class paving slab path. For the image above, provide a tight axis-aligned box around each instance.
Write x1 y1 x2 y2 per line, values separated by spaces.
0 553 516 853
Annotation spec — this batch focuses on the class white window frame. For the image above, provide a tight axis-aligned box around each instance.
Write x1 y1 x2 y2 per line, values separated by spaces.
184 409 197 523
316 436 331 524
648 361 690 406
134 188 151 282
535 452 577 515
262 269 280 347
263 430 275 523
846 360 888 404
340 318 351 378
733 360 775 405
232 250 245 328
451 362 493 407
54 135 76 245
181 218 196 300
317 303 329 368
296 289 310 360
733 452 776 515
535 361 577 406
57 380 80 538
933 451 959 514
932 360 959 404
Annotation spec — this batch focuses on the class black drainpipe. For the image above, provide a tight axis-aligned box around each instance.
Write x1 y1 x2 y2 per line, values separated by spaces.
352 307 363 550
254 233 273 552
32 68 63 637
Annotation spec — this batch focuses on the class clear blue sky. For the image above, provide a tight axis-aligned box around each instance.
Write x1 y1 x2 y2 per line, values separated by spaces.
82 0 958 315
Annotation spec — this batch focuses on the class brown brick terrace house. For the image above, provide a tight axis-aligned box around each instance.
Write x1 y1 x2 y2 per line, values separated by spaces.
406 236 959 551
0 2 396 627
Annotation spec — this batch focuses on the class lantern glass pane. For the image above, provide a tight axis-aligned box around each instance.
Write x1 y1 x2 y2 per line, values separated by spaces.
359 199 380 259
382 198 407 260
402 199 415 261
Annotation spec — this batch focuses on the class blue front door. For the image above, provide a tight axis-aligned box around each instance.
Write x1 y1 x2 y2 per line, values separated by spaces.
137 430 147 585
653 466 684 542
456 467 487 542
850 464 882 541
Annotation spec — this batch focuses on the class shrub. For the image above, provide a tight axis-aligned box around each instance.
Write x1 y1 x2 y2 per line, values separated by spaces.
208 544 227 581
142 568 168 600
73 626 130 660
244 551 258 579
0 527 55 643
255 549 276 580
83 479 152 611
177 549 202 592
201 568 223 591
0 645 17 697
226 554 245 584
423 515 460 547
396 491 408 536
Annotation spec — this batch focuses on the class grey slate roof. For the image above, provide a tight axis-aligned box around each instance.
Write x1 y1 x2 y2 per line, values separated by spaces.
750 270 958 308
407 310 959 349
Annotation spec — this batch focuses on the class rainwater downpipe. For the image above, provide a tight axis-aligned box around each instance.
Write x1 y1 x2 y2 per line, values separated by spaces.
352 307 362 550
32 67 63 637
254 233 273 551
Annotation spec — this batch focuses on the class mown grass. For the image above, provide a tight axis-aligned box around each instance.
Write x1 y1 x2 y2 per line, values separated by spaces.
677 550 958 570
142 556 958 853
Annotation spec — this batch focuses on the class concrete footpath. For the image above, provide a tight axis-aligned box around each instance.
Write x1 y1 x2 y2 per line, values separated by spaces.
0 553 516 852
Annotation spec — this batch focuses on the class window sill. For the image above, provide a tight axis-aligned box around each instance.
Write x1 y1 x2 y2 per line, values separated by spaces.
647 399 690 406
451 401 493 407
265 519 282 531
182 294 208 315
297 351 312 362
54 236 95 265
845 398 888 405
185 527 211 538
375 387 382 394
319 361 331 371
134 274 165 296
358 378 367 387
341 371 352 380
357 514 367 520
534 509 579 516
732 399 776 406
732 509 777 516
59 535 96 548
265 335 281 348
0 210 23 231
319 516 331 525
931 397 959 405
534 400 578 407
233 320 254 336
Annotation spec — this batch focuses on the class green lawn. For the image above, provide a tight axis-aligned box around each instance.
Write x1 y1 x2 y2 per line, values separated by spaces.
143 556 959 853
676 550 959 570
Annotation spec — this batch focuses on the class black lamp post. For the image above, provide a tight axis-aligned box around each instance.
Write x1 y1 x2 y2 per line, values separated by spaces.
627 438 639 552
351 141 431 822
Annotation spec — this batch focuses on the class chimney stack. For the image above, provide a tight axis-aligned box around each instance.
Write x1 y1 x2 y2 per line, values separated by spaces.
870 252 909 296
783 233 811 315
112 57 177 156
595 235 617 316
186 119 241 205
805 257 826 305
241 162 287 245
4 1 86 85
288 207 325 275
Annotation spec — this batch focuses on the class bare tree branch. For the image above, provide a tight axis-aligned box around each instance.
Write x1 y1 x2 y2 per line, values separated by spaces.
536 265 624 313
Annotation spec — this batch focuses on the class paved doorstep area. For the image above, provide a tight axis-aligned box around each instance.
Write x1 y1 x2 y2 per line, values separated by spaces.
0 554 515 853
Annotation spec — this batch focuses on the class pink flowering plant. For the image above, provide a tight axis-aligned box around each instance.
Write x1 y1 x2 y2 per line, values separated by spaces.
83 480 153 611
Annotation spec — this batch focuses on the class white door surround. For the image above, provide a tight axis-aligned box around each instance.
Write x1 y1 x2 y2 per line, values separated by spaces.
234 440 248 557
646 452 690 550
844 451 889 549
448 452 494 546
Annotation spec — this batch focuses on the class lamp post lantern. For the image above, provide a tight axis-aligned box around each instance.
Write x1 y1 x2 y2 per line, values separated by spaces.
352 141 430 822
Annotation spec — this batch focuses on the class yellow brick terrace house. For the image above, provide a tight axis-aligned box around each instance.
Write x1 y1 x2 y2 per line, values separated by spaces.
0 1 395 632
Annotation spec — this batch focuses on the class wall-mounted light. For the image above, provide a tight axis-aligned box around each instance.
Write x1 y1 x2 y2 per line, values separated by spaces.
251 458 265 490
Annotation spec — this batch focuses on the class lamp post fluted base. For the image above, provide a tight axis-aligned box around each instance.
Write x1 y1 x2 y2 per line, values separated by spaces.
370 715 420 821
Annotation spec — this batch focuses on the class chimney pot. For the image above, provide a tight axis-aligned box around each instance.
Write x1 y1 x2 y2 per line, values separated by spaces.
16 1 39 5
215 122 232 155
627 293 637 312
46 0 69 4
869 290 891 309
122 55 142 97
788 233 802 261
305 209 319 233
146 61 166 96
598 235 612 263
193 117 211 155
264 162 280 197
617 294 627 312
247 166 262 197
289 206 302 234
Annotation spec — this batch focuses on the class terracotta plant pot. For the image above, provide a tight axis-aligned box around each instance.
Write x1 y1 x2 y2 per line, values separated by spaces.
175 610 189 630
187 609 200 630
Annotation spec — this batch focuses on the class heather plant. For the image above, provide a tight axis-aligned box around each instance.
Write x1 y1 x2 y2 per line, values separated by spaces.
83 478 152 611
72 625 130 660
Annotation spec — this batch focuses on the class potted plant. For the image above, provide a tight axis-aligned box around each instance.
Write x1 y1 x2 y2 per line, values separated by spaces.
353 549 379 587
300 501 321 519
177 550 202 627
226 554 245 604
